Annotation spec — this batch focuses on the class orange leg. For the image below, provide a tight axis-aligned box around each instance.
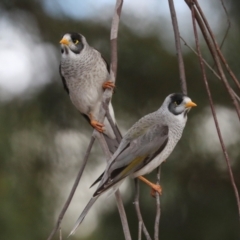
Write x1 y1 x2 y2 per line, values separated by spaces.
138 176 162 197
102 81 115 90
89 114 104 133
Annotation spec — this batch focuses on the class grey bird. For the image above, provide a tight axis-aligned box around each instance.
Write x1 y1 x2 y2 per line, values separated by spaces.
69 93 197 236
59 32 121 153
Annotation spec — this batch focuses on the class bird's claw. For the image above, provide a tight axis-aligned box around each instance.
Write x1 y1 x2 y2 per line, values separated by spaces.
91 120 104 133
150 184 162 198
102 81 115 90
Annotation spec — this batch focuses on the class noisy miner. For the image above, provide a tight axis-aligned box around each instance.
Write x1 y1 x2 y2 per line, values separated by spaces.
69 92 197 236
59 32 120 153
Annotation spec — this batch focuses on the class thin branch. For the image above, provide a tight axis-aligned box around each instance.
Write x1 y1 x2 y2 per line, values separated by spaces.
211 0 231 70
59 227 62 240
219 0 231 50
110 0 123 79
47 137 95 240
138 221 142 240
194 0 240 92
102 1 132 239
185 0 240 121
115 190 131 240
190 3 240 223
168 0 187 94
180 36 240 103
154 166 161 240
134 179 152 240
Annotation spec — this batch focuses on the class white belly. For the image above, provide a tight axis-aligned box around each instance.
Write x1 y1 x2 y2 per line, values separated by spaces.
69 79 102 116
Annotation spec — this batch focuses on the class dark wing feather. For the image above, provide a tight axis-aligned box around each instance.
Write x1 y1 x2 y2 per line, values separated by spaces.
90 141 129 188
59 64 69 94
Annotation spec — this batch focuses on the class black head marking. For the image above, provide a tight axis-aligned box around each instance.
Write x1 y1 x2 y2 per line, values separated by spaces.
69 32 82 44
69 32 84 54
170 93 186 105
168 93 186 115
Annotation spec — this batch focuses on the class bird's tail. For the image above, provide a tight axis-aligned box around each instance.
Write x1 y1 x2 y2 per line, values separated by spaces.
68 195 100 237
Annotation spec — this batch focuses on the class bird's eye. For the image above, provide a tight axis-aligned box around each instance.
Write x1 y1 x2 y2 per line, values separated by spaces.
73 40 79 45
174 100 182 106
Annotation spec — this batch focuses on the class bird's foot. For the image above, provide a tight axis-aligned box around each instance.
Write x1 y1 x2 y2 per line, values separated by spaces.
150 184 162 198
91 120 104 133
102 81 115 90
138 176 162 197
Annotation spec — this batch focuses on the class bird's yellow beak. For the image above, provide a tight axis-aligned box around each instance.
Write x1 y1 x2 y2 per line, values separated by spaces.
185 101 197 108
60 38 69 45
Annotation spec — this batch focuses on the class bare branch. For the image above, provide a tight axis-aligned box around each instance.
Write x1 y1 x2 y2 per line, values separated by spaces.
194 0 240 92
138 221 142 240
154 166 161 240
185 0 240 120
168 0 187 94
115 190 132 239
190 2 240 223
103 1 132 239
59 228 62 240
110 0 124 80
219 0 231 50
180 36 240 103
134 179 152 240
47 137 95 240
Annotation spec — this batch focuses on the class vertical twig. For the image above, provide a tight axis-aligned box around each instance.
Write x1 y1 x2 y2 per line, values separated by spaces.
110 0 123 80
190 3 240 223
47 137 95 240
168 0 187 94
138 221 142 240
154 167 161 240
104 1 132 239
134 179 152 240
59 227 62 240
115 189 131 239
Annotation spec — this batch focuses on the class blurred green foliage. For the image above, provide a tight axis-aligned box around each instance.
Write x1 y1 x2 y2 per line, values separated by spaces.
0 1 240 240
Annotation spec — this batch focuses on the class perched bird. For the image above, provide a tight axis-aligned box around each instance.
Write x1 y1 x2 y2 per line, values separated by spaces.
59 32 121 153
69 93 197 236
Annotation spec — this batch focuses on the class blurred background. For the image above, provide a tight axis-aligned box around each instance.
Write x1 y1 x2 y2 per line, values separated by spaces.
0 0 240 239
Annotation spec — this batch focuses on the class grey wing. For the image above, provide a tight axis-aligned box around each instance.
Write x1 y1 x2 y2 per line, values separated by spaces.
93 123 169 196
59 64 69 94
133 126 168 173
90 112 159 189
